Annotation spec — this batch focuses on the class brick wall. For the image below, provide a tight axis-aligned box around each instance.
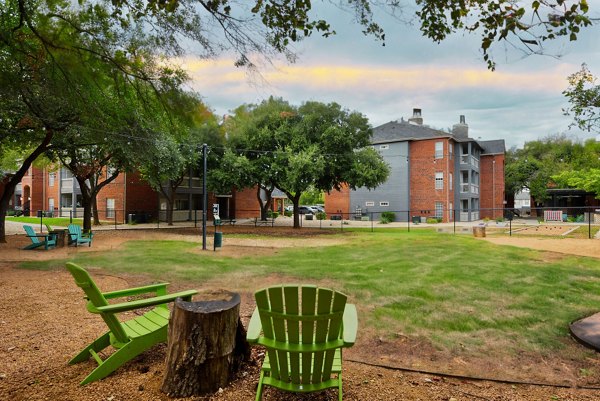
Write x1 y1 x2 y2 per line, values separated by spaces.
324 184 350 216
410 139 453 222
479 154 505 219
234 187 260 218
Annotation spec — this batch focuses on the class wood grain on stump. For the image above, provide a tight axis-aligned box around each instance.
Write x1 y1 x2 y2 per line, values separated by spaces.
161 289 250 397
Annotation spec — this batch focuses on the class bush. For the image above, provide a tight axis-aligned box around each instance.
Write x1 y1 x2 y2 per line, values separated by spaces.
316 212 327 220
284 210 292 217
380 211 396 224
426 217 439 224
267 210 279 219
6 210 15 216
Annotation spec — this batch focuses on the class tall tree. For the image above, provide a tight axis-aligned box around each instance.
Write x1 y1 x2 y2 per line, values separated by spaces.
138 93 223 225
564 64 600 134
218 98 389 228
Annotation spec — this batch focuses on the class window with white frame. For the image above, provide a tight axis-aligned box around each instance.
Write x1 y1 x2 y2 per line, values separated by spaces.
435 202 443 219
48 198 54 211
449 202 453 220
435 141 443 159
365 201 375 207
379 201 389 207
449 172 453 189
48 172 55 187
106 198 115 218
449 143 453 159
435 172 443 190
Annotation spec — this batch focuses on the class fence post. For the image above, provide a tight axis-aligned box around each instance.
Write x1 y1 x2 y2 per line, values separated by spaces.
453 208 455 234
70 210 73 224
115 211 117 230
371 212 374 232
589 209 592 240
407 210 410 232
340 214 343 232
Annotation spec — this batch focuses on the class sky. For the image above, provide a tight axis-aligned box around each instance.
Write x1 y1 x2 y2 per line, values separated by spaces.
181 2 600 149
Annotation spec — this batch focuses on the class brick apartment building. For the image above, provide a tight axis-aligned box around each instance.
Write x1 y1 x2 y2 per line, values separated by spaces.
325 109 505 222
11 165 261 223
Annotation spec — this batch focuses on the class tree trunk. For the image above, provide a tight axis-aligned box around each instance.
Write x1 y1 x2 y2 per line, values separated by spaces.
0 128 54 242
92 196 101 226
161 290 250 398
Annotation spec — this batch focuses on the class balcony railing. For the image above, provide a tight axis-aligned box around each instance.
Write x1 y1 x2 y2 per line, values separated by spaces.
460 154 480 168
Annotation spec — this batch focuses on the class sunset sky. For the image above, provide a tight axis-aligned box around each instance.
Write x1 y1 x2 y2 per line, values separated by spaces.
182 3 600 148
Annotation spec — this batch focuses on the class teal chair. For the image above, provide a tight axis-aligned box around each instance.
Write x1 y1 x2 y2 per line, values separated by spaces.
66 262 198 385
68 224 93 247
23 225 56 250
247 285 358 401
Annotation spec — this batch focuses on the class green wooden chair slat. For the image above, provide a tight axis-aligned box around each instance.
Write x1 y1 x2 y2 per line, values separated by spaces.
66 262 197 385
23 225 56 250
247 284 357 401
67 224 93 247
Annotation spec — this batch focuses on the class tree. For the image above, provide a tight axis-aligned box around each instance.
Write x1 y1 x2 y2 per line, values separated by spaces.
109 0 593 71
138 93 223 225
220 98 389 228
504 135 600 205
0 0 188 241
564 64 600 134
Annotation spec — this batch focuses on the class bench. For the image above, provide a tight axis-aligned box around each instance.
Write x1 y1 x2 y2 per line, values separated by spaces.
254 217 275 227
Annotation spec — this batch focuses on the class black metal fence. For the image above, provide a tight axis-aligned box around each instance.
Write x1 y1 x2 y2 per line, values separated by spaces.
17 206 600 239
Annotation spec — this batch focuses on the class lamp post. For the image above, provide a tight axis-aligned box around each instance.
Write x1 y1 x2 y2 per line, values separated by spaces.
202 143 207 250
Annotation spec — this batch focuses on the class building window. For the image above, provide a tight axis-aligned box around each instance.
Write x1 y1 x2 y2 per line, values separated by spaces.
449 173 453 189
449 143 453 159
48 172 55 187
379 144 389 150
175 198 190 210
106 198 115 218
61 194 73 208
365 201 375 207
435 202 443 219
379 201 389 207
48 198 54 211
435 141 443 159
435 172 443 190
106 166 117 179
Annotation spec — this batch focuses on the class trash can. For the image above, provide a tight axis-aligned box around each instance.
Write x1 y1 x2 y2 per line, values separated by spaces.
472 226 486 237
305 214 313 221
412 216 420 224
213 231 223 250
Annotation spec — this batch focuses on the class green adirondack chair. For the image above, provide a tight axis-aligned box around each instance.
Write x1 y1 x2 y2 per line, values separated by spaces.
44 223 53 232
66 262 198 385
247 285 358 401
23 225 56 250
68 224 93 247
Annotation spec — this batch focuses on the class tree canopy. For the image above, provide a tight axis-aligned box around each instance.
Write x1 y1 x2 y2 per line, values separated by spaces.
505 135 600 203
217 97 389 228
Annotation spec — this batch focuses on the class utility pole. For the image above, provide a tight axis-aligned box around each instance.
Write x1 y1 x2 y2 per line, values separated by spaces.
202 143 207 250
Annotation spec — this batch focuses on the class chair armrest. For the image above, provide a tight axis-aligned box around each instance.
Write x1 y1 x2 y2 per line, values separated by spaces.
102 283 170 299
246 308 262 343
27 234 55 240
96 289 197 314
342 303 358 346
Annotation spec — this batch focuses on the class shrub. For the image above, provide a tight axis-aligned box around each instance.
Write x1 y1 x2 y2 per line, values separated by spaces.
426 218 439 224
284 210 292 217
380 211 396 224
495 217 505 223
6 210 15 216
316 212 327 220
267 210 279 219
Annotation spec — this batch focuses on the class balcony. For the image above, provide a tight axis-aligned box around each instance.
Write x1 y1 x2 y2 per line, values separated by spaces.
460 182 479 194
460 154 479 168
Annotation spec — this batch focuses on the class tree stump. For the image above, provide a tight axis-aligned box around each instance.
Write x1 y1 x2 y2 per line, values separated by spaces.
161 289 250 397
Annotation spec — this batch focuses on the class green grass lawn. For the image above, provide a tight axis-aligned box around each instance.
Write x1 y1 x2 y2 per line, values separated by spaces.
6 215 83 227
20 229 600 358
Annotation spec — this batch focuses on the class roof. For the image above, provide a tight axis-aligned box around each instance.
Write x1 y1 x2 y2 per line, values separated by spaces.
477 139 505 155
371 120 450 144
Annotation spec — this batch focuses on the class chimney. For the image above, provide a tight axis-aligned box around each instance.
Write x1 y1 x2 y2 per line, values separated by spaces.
408 108 423 125
452 114 468 138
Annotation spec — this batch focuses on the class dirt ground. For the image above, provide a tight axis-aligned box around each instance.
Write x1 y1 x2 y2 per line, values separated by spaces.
1 227 600 400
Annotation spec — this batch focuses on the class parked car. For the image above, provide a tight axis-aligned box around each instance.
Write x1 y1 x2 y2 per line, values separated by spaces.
297 206 314 215
311 205 325 213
